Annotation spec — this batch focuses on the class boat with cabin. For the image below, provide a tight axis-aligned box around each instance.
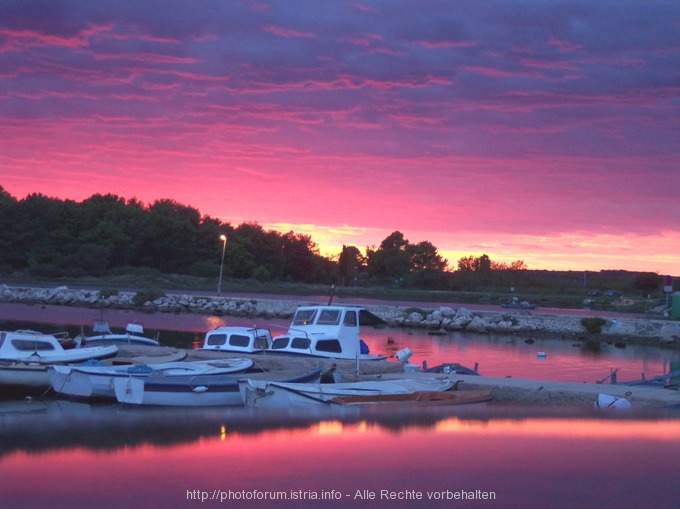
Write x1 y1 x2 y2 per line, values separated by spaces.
267 305 386 361
0 329 118 392
0 329 118 365
201 326 272 353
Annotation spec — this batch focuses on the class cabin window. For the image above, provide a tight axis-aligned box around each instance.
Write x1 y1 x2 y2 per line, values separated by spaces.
291 337 311 350
11 339 55 351
206 333 227 346
292 309 317 326
316 340 342 353
343 311 358 327
317 309 340 325
271 337 290 349
228 334 250 348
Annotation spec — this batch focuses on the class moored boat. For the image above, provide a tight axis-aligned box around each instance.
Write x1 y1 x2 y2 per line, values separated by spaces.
201 326 272 354
113 366 323 407
267 305 386 361
49 358 255 399
77 321 161 347
0 329 118 364
0 329 118 393
238 377 456 409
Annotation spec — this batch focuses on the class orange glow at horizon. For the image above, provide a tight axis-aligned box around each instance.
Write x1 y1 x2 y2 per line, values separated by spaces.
1 3 678 278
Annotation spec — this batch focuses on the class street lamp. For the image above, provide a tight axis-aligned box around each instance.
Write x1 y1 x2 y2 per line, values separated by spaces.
217 234 227 294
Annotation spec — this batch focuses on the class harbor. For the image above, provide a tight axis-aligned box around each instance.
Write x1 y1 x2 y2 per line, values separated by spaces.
1 294 679 509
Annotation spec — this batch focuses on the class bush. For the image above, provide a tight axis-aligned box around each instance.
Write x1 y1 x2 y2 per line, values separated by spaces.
581 317 607 334
189 260 220 278
252 265 271 282
132 288 166 307
99 287 119 298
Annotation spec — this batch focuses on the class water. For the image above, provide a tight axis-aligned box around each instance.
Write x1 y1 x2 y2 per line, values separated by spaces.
0 401 679 509
1 303 679 508
1 302 675 383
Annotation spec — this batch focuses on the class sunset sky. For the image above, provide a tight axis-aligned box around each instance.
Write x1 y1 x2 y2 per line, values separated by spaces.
1 1 678 275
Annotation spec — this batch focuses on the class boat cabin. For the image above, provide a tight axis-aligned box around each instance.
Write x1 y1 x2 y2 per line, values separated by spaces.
0 329 118 364
0 330 69 359
201 327 272 354
269 305 385 360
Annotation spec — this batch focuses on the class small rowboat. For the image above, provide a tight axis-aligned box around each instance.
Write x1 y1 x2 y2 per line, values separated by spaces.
330 389 493 406
239 377 477 409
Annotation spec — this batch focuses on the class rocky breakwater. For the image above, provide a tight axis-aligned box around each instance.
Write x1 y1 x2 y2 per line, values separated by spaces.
1 284 679 346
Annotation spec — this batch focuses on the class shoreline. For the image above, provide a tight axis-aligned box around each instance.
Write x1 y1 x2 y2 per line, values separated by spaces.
1 283 679 349
1 295 679 412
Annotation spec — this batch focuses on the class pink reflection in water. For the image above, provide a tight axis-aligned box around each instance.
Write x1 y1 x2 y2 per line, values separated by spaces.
2 302 676 382
2 418 679 509
361 328 675 383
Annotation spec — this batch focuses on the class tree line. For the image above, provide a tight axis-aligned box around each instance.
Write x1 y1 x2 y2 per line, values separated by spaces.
0 187 666 295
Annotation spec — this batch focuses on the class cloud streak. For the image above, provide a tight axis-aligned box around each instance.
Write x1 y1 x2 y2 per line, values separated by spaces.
0 0 678 273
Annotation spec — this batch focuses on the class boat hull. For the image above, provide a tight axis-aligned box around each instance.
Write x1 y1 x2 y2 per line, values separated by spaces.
50 358 255 399
114 368 323 407
239 378 455 409
0 362 50 389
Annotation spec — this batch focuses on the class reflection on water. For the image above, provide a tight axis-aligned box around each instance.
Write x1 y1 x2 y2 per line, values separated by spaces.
1 400 679 509
2 305 680 507
1 303 677 383
361 328 677 384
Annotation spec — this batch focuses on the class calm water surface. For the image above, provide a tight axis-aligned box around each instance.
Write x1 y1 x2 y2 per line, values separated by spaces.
1 401 679 509
1 304 679 508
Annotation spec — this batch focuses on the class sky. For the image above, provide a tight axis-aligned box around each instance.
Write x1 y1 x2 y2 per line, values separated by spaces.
0 1 679 275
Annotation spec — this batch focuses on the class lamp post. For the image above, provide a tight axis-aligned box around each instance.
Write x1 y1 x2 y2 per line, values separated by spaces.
218 234 227 294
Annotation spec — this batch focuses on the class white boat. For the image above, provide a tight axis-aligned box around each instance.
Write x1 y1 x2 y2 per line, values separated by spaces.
0 348 187 393
0 361 55 390
267 305 386 361
49 358 254 399
201 326 272 353
239 377 455 409
594 393 632 410
114 367 323 407
77 321 161 347
0 329 118 392
0 329 118 364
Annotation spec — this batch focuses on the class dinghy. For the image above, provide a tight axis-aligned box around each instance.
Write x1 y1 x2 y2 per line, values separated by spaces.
49 358 254 399
239 377 459 409
114 367 322 407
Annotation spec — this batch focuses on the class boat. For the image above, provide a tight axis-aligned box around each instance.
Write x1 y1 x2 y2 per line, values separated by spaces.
239 377 457 409
0 329 118 364
501 297 536 310
597 368 680 389
267 305 386 361
423 362 480 376
201 326 272 353
594 393 631 410
0 329 119 393
77 321 161 347
113 367 323 407
330 389 493 406
49 358 254 399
